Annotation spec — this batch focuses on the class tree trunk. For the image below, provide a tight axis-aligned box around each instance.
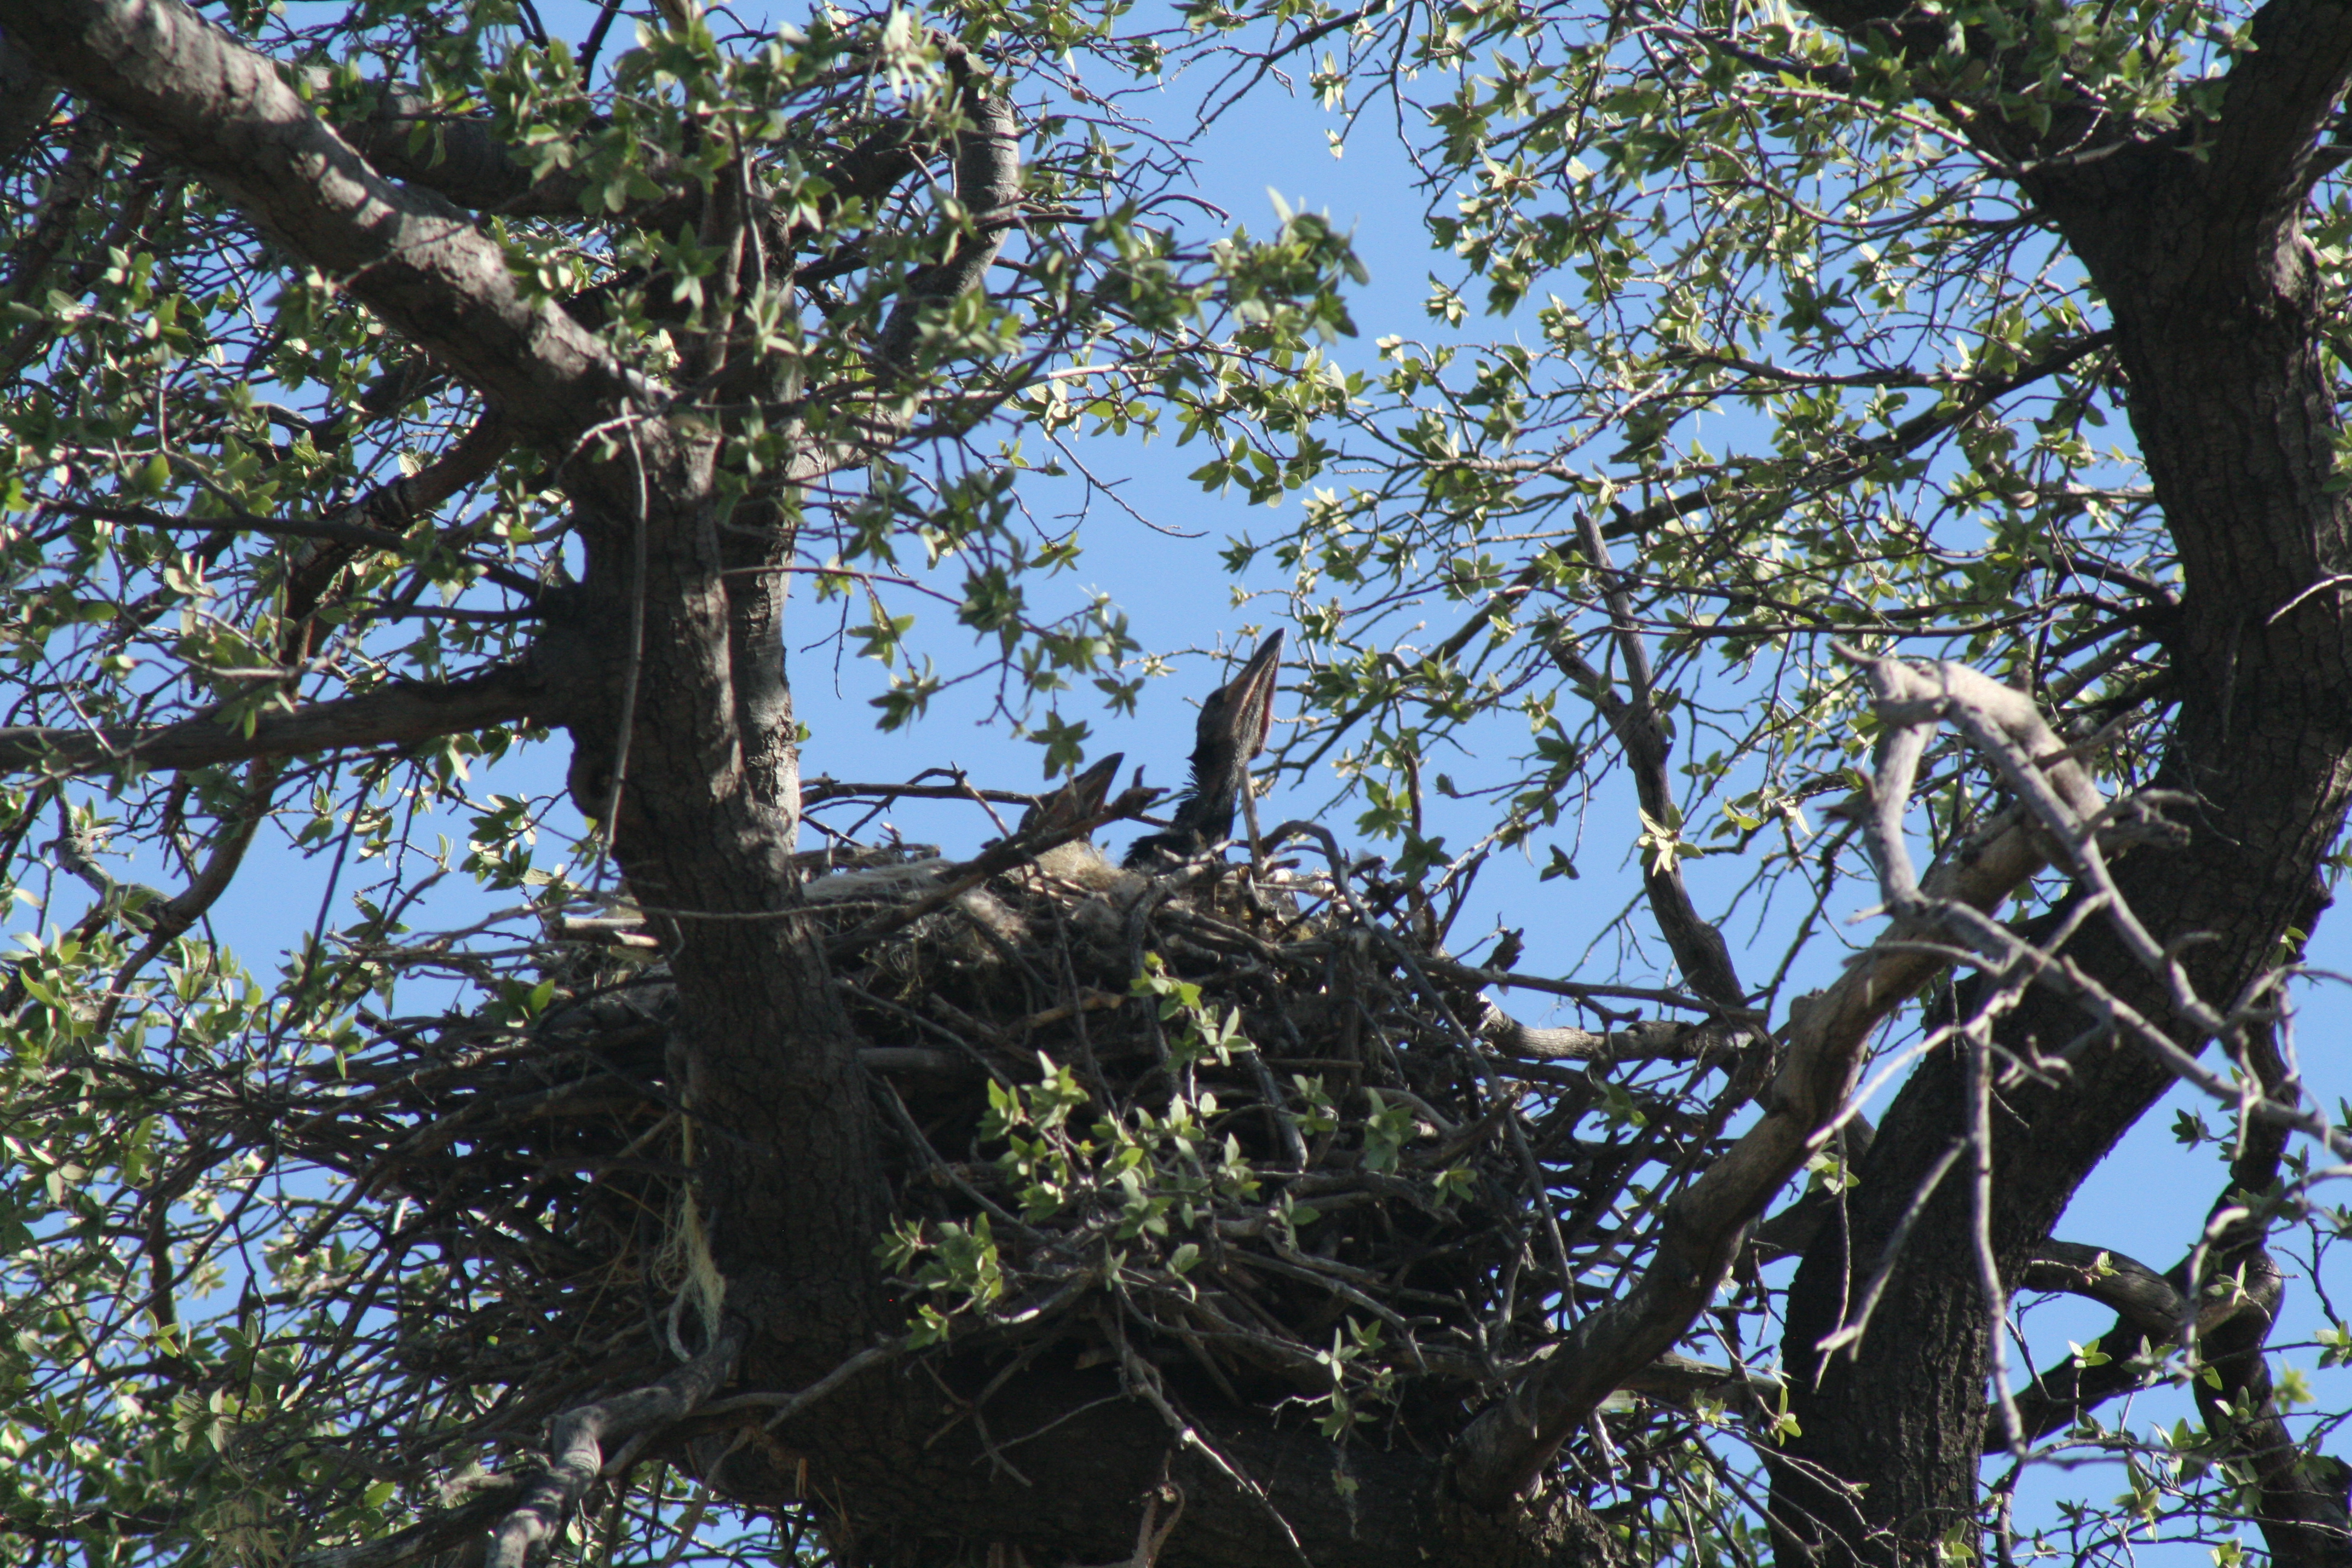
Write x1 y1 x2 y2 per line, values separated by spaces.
549 469 887 1384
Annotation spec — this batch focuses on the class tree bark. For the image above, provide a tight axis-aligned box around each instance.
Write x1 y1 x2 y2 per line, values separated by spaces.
549 465 886 1380
710 1362 1610 1568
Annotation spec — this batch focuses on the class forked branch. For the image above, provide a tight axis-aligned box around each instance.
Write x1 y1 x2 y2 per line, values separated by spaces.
0 0 646 439
1448 656 2089 1506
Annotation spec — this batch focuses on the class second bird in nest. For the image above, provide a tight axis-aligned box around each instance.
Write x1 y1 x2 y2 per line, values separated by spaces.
806 631 1285 924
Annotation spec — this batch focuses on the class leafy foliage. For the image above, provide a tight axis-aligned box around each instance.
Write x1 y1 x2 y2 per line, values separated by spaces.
3 0 2352 1557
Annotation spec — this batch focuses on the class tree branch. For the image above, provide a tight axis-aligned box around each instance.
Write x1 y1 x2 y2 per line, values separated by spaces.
2007 1157 2352 1564
0 661 539 776
875 48 1021 370
90 756 283 1037
50 406 534 605
1449 662 2079 1505
331 82 633 220
2017 1240 2188 1338
0 0 645 439
1547 613 1746 1013
2205 0 2352 203
2188 1249 2352 1568
1474 1000 1731 1063
2002 1240 2211 1445
1747 1116 1878 1263
0 28 57 168
287 1480 524 1568
486 1322 746 1568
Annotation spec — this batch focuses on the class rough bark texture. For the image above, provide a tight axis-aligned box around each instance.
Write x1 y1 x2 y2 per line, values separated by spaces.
1774 0 2352 1557
0 658 541 773
702 1365 1610 1568
547 468 885 1382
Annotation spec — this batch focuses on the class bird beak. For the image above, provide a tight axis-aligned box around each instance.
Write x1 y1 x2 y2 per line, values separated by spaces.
1223 630 1284 762
1068 752 1124 817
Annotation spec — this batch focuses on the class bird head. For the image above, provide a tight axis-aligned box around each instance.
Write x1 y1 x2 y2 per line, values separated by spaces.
1185 629 1284 808
1017 751 1126 840
1126 630 1285 866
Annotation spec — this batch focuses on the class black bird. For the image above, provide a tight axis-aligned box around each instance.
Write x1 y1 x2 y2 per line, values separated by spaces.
1125 630 1284 867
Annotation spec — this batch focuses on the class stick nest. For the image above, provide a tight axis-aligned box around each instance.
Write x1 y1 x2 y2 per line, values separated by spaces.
325 814 1755 1474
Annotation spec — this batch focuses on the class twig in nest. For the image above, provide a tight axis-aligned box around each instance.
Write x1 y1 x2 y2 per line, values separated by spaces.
1112 1323 1309 1568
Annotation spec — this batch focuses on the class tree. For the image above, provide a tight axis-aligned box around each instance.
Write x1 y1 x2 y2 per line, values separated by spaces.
4 0 2352 1559
1184 0 2352 1557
